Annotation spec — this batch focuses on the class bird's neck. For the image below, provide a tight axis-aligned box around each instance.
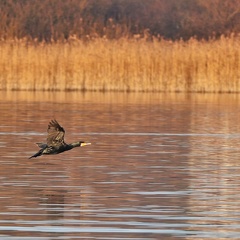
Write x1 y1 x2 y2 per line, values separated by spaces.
69 142 81 148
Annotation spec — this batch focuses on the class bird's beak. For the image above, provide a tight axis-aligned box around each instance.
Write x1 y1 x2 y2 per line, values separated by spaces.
80 142 91 147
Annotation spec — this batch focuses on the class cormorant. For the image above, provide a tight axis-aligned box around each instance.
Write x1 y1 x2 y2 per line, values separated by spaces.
29 119 91 159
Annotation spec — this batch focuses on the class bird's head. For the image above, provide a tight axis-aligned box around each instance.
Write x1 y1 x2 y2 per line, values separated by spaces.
70 141 91 148
79 141 91 147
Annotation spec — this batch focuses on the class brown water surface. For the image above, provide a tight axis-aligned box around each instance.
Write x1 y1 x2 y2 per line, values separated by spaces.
0 91 240 239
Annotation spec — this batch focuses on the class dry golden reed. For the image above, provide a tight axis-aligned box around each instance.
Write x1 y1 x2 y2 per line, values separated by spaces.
1 36 240 92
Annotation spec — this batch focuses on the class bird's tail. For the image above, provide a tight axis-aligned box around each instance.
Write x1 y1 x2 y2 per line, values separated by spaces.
29 148 44 159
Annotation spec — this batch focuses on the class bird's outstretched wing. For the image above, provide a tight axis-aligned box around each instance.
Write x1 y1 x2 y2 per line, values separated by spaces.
47 120 66 146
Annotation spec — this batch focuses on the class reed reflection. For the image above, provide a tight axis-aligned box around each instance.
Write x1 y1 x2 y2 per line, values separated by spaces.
186 99 240 237
0 92 240 239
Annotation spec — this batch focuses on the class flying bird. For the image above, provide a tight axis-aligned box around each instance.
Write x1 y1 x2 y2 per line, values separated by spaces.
29 120 91 159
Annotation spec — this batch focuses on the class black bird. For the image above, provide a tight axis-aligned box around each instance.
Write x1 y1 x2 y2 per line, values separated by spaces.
29 119 91 159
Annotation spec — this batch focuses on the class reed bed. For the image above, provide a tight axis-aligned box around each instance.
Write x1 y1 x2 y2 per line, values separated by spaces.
1 36 240 92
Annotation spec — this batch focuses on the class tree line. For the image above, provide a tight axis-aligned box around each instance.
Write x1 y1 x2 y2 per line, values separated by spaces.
1 0 240 42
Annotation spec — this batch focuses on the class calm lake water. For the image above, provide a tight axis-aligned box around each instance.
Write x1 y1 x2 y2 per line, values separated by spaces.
0 91 240 239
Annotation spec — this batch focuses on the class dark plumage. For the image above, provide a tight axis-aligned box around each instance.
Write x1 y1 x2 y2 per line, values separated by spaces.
29 120 91 159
